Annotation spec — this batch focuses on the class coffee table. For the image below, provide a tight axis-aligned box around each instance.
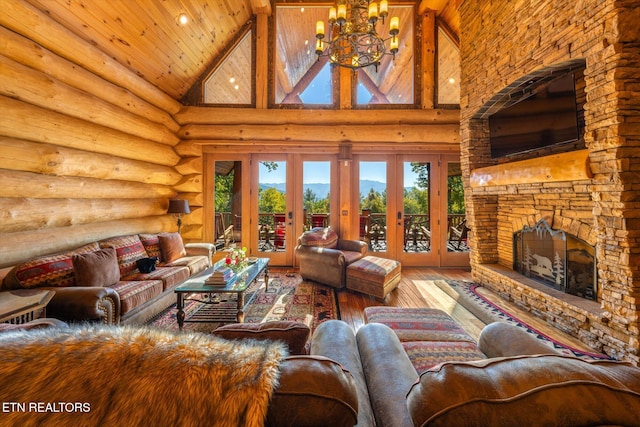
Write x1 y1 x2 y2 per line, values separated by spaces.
0 289 55 324
174 258 269 330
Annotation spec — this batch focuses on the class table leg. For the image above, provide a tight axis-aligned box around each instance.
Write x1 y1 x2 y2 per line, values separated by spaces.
176 293 185 331
264 267 269 291
237 292 245 323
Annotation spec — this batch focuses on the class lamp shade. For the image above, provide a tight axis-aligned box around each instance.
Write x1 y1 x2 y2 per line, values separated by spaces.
167 199 191 214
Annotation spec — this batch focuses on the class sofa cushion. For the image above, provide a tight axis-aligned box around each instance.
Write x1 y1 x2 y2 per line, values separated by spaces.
299 228 338 249
164 255 210 276
158 232 186 263
138 234 162 261
121 266 190 291
109 280 163 315
99 235 148 276
266 355 358 427
72 247 120 287
402 341 486 374
407 355 640 427
7 242 100 289
212 321 311 355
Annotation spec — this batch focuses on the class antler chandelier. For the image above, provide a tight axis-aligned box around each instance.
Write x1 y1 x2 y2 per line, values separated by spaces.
314 0 399 71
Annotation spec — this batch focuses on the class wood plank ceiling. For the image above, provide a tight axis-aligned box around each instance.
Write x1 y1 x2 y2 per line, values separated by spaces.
21 0 460 102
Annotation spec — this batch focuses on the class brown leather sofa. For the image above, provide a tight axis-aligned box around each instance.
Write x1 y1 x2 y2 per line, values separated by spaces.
295 227 368 288
0 232 214 325
349 320 640 427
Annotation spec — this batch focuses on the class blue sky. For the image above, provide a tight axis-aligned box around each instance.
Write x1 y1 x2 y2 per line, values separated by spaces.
259 160 419 187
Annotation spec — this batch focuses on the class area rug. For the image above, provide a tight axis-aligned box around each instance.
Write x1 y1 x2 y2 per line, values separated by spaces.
432 279 610 360
148 272 337 335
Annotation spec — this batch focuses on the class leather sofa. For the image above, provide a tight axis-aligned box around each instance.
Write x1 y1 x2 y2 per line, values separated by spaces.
313 318 640 427
0 232 214 325
295 227 368 288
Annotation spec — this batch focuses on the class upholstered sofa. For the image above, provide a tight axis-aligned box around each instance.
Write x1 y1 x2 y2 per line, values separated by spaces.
0 232 214 325
295 227 368 288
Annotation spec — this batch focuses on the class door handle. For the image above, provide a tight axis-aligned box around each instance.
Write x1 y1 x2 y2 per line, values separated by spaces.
397 211 402 226
288 211 293 226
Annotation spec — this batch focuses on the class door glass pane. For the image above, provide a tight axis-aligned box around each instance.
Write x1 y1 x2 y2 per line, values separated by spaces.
303 161 330 230
258 161 287 253
403 161 431 253
214 161 243 251
447 162 469 252
359 161 387 252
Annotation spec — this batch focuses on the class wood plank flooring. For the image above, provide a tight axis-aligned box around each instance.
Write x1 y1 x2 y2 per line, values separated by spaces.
335 267 597 354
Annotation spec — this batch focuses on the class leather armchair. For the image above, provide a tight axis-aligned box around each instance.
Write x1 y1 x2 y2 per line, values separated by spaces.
295 228 367 289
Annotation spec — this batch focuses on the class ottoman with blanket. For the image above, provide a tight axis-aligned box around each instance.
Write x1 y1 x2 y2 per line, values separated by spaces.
346 256 401 300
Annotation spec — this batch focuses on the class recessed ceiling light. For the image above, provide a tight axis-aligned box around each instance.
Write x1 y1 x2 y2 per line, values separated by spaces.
301 7 305 12
178 13 189 26
234 85 239 90
449 77 456 84
229 77 235 83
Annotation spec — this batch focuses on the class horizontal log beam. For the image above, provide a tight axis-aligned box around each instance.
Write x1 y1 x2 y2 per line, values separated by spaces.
0 97 180 166
175 107 460 125
0 54 178 145
199 141 460 154
0 198 168 234
0 137 181 185
469 150 592 188
0 170 176 200
180 123 460 144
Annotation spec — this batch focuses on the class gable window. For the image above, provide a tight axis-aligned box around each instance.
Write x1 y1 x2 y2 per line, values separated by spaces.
356 4 415 106
436 25 460 106
198 26 254 107
274 5 335 106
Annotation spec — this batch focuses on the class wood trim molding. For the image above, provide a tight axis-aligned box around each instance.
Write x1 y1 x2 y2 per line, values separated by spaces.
469 150 591 188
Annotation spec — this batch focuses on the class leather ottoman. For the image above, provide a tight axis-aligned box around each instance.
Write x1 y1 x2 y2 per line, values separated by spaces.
346 256 401 300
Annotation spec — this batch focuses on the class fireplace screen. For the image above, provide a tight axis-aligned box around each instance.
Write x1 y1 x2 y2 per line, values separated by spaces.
514 219 596 301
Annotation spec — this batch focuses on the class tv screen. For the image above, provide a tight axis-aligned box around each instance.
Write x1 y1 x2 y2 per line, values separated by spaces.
489 73 580 159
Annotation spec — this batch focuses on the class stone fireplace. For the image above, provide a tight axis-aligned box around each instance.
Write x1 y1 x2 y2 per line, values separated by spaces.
514 219 597 302
459 0 640 364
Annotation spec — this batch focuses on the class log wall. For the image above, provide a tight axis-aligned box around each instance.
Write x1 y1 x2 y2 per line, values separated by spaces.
0 2 193 267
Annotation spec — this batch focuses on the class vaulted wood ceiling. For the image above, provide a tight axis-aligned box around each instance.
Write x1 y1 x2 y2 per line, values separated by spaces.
22 0 460 102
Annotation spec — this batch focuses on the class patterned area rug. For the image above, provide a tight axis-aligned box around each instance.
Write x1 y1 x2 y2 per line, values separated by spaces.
148 272 337 335
433 279 610 360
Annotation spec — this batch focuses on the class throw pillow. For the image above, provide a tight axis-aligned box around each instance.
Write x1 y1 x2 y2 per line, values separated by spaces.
158 232 187 263
72 247 120 287
299 227 339 249
212 321 311 355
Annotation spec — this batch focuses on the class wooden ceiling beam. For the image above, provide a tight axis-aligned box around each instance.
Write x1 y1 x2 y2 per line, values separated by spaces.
250 0 272 15
417 0 449 15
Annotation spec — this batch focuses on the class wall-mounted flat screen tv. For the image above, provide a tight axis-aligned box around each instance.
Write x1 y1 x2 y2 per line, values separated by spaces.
489 73 580 159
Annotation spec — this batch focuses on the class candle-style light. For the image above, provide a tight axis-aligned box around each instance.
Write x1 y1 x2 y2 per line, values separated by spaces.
313 0 401 71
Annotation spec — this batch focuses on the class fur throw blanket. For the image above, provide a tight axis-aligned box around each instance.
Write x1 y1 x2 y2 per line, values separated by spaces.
0 324 288 427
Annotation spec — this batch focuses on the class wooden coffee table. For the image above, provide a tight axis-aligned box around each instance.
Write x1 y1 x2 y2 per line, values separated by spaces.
0 289 55 324
174 258 269 330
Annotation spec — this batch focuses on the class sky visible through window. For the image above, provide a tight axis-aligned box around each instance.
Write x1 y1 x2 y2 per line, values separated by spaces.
259 161 419 188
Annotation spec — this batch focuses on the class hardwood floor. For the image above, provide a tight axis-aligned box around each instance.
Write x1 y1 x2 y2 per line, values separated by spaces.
335 267 598 354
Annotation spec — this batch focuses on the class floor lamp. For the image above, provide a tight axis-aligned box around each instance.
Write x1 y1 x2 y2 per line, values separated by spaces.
167 199 190 233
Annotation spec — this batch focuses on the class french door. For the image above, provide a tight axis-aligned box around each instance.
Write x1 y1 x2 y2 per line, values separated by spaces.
252 154 338 266
355 154 469 267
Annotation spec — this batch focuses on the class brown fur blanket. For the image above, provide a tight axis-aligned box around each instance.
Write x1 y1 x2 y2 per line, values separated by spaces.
0 324 288 427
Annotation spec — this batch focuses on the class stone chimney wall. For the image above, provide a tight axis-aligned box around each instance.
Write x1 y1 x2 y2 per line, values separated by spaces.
459 0 640 363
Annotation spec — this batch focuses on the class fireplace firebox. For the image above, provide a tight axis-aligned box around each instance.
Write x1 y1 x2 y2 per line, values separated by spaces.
514 219 597 301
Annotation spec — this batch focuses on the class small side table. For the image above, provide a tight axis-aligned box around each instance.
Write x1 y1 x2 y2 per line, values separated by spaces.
0 289 55 324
